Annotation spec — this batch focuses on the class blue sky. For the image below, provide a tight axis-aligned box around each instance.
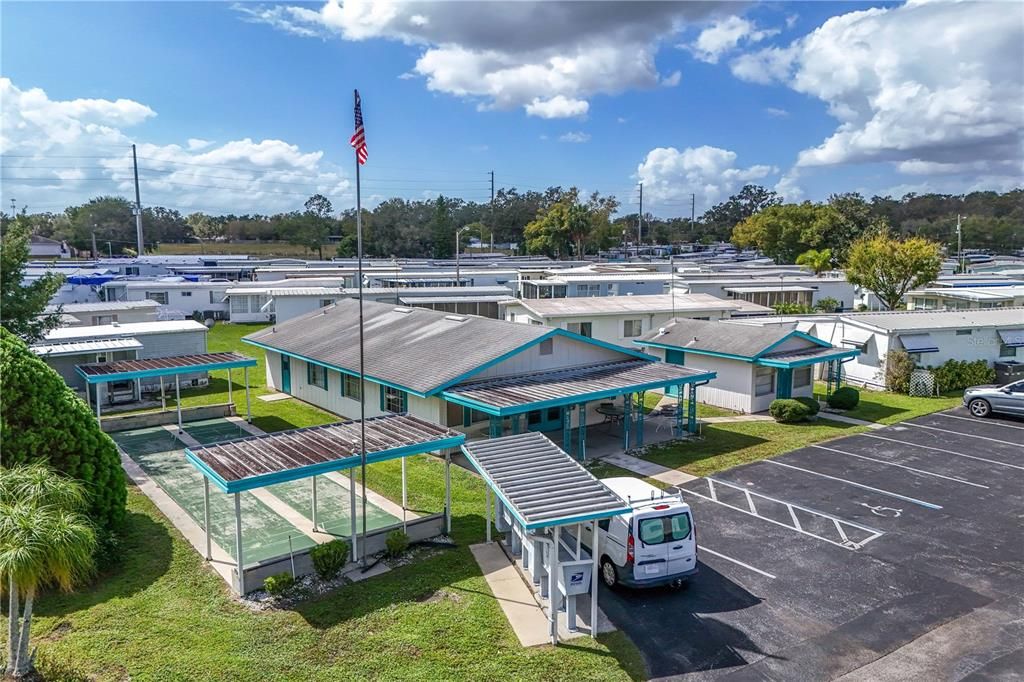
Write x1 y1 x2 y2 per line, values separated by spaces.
2 1 1020 218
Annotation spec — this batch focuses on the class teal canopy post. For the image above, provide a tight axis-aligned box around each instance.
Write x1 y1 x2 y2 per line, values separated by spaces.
687 383 698 434
244 366 252 422
636 392 645 447
489 415 502 438
836 360 844 387
622 392 632 450
233 492 244 595
562 406 572 455
675 385 684 436
227 367 233 410
578 402 587 461
511 414 520 435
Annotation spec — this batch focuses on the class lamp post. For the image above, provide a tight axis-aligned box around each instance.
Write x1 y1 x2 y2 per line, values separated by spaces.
455 225 474 288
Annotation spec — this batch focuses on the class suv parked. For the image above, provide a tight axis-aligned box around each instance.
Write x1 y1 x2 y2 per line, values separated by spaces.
963 379 1024 417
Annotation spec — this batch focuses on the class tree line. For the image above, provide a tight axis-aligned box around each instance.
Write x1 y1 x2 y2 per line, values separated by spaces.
1 186 1020 259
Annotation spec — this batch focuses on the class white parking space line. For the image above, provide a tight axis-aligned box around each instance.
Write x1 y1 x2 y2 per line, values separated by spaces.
764 460 943 510
903 421 1024 447
863 433 1024 472
931 412 1024 431
698 545 777 580
809 445 990 489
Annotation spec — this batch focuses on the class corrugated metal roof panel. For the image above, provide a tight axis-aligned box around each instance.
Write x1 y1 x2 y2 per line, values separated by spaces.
76 351 256 381
462 432 631 528
842 307 1024 331
31 338 144 357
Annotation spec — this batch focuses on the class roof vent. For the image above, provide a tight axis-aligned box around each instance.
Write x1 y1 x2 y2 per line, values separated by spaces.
111 321 120 327
657 327 667 335
444 315 468 322
393 307 414 314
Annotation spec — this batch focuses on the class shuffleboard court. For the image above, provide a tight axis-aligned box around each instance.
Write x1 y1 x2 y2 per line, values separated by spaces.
267 475 401 538
181 418 249 445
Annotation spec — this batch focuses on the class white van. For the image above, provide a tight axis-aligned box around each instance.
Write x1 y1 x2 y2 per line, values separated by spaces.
582 477 697 589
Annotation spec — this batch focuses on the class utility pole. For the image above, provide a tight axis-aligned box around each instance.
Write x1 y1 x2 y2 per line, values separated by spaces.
91 231 98 259
107 241 113 258
132 144 144 254
956 214 964 273
9 198 15 215
690 193 696 229
489 170 495 253
637 182 643 259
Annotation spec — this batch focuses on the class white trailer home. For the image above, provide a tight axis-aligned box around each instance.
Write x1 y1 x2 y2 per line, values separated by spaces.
501 294 771 347
45 300 162 327
675 275 856 310
103 279 234 319
635 318 857 414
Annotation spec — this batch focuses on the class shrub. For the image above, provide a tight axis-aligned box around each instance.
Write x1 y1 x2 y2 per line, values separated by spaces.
813 297 841 313
263 572 296 596
0 328 126 533
827 386 860 410
385 530 410 557
769 399 813 423
884 349 915 394
794 396 820 415
309 538 349 580
931 359 996 393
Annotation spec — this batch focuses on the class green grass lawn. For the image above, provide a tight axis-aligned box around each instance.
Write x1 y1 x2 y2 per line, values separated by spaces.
644 419 868 478
638 391 738 418
33 322 648 681
814 382 961 425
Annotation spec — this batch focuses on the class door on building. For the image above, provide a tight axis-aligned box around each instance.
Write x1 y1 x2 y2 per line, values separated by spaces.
526 406 564 432
281 355 291 393
665 349 685 396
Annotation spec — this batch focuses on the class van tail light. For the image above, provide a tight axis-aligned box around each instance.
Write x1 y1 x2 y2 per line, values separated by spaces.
626 532 635 565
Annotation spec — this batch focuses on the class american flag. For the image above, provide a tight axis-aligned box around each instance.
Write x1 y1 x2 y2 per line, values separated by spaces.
350 90 368 165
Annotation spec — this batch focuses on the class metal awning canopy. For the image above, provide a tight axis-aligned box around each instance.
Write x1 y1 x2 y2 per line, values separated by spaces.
899 333 940 353
461 432 630 529
442 359 716 416
185 413 466 493
756 346 860 368
75 351 257 384
841 325 874 347
31 337 143 357
997 328 1024 348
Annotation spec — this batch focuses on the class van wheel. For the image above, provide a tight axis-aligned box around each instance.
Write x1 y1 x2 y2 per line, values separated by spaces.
600 558 619 589
968 399 991 418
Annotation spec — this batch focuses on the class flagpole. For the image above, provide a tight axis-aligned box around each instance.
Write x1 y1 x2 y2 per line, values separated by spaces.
354 89 368 568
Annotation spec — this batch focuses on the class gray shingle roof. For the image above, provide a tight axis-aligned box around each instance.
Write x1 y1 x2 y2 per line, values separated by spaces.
244 298 553 394
637 318 795 358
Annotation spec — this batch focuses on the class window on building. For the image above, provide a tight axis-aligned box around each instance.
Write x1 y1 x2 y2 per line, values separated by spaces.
307 363 328 390
319 299 335 308
754 367 775 396
908 352 922 363
230 296 249 314
539 338 553 355
956 329 972 336
91 314 116 325
210 291 224 304
342 373 362 400
623 319 643 337
999 343 1017 358
180 291 192 297
793 366 812 388
146 292 168 305
382 386 407 413
125 266 140 276
567 321 593 337
577 284 601 297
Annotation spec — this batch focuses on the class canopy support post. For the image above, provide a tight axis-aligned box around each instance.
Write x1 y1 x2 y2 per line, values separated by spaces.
688 383 698 434
233 493 244 595
511 414 520 435
203 477 212 560
578 402 587 461
637 392 645 448
227 367 233 411
444 451 452 535
244 367 252 422
590 523 599 639
550 526 560 645
135 378 141 403
401 457 408 531
159 376 166 411
96 383 103 425
676 385 684 435
622 393 632 450
311 476 319 531
562 406 572 455
485 484 492 543
349 469 358 561
84 382 91 411
174 375 183 432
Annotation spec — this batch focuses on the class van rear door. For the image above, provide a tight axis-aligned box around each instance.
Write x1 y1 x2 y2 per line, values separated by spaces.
632 508 695 581
665 511 696 576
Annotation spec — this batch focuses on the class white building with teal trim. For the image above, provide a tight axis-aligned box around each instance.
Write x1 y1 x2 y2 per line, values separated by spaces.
242 299 716 456
636 318 858 414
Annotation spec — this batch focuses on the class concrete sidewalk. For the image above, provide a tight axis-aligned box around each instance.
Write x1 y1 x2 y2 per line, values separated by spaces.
470 542 552 647
599 452 696 486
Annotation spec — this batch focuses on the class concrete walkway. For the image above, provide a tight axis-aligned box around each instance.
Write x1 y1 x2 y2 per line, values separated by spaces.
701 414 775 423
470 542 552 647
817 412 885 429
599 452 697 486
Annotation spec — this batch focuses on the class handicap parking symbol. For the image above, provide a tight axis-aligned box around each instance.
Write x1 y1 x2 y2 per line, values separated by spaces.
859 502 902 518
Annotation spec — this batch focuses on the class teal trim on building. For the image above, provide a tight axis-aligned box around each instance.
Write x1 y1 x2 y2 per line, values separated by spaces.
665 349 686 365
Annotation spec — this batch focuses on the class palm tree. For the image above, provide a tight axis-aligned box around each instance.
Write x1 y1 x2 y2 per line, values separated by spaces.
0 464 96 679
796 248 833 275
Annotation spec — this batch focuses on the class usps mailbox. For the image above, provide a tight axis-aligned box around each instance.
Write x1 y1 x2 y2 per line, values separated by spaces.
558 559 592 597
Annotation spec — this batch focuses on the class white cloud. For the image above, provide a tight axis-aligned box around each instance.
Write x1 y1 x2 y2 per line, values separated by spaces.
525 96 589 119
237 1 726 118
774 169 803 202
764 107 789 118
661 70 682 87
558 131 591 144
688 16 778 64
616 117 628 124
636 145 777 207
0 79 350 215
730 1 1024 189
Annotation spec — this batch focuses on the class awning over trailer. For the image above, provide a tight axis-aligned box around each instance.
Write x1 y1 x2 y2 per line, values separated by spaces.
997 328 1024 348
75 352 257 383
756 346 860 368
898 333 939 354
185 413 465 493
462 432 631 529
442 359 715 416
31 337 143 357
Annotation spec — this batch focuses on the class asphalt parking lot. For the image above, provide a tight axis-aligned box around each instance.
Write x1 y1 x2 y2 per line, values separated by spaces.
599 408 1024 681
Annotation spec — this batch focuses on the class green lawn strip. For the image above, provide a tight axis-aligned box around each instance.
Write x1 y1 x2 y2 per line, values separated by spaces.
638 391 738 418
33 490 645 681
814 382 961 425
645 419 868 478
586 461 668 491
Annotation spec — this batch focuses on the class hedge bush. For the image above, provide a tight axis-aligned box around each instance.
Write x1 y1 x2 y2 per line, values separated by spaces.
827 387 860 410
885 349 915 394
385 530 410 557
794 396 820 415
309 538 349 580
0 328 126 533
263 572 295 596
769 399 814 423
930 359 996 393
